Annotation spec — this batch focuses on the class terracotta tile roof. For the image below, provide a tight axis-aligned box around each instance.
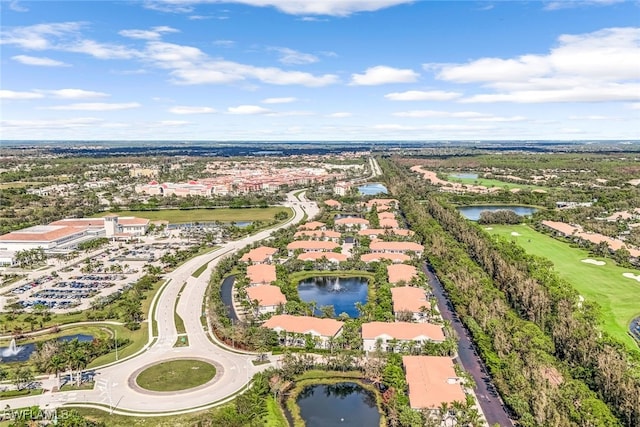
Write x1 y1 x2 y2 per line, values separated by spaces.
262 314 344 337
366 198 398 208
402 356 466 410
378 212 396 220
335 217 370 225
287 240 339 251
387 264 418 284
241 246 278 263
324 199 342 208
298 221 326 230
380 218 400 229
361 321 445 341
370 241 424 253
391 286 430 312
294 230 341 239
50 218 105 228
246 285 286 307
118 217 150 226
298 252 349 262
361 253 410 263
247 264 277 284
0 225 86 242
358 228 414 237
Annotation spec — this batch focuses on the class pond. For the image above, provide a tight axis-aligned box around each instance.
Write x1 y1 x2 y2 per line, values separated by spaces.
296 382 380 427
450 173 479 179
297 276 368 318
457 205 538 221
0 333 95 363
358 183 388 196
220 275 239 321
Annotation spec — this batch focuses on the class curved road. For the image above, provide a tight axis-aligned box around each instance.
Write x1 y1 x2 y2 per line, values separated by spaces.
3 189 319 415
423 263 513 426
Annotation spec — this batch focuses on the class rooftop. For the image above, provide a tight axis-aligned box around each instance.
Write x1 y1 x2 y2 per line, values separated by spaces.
262 315 344 337
402 356 466 410
246 285 286 307
247 264 277 284
362 321 445 341
240 246 278 263
391 286 430 313
387 264 418 284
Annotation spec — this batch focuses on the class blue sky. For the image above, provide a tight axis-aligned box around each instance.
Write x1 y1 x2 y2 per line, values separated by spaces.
1 0 639 141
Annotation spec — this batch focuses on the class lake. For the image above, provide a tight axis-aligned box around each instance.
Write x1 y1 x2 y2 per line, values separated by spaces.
457 205 538 221
0 333 94 363
296 382 380 427
451 173 479 179
358 183 388 195
297 276 368 318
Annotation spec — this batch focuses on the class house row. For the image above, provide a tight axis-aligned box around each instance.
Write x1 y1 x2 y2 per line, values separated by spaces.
261 315 445 351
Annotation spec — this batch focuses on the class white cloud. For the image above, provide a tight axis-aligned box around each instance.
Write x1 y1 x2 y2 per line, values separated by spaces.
213 40 235 47
1 117 103 129
0 22 83 50
119 26 179 40
1 22 141 59
384 90 462 101
227 105 271 115
143 0 413 16
262 97 297 104
393 110 487 118
0 90 44 100
543 0 625 11
568 115 607 120
44 89 110 99
12 55 69 67
157 120 191 126
430 27 640 103
272 47 318 65
350 65 419 86
168 105 216 114
470 115 527 122
629 103 640 110
327 112 352 118
46 102 141 111
374 123 493 131
9 1 29 12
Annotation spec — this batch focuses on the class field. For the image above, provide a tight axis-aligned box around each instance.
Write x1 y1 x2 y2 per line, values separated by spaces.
448 175 548 191
135 359 216 391
93 207 292 223
487 224 639 349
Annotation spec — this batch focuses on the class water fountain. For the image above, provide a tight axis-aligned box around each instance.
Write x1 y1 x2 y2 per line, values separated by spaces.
332 277 341 292
1 338 22 357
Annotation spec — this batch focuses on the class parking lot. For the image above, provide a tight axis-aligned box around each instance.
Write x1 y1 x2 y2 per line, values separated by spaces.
1 234 204 313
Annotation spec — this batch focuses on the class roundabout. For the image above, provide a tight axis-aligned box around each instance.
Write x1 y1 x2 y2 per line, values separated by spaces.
132 358 220 393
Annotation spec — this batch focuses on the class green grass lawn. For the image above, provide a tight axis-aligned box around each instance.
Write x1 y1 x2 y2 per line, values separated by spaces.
192 261 210 278
135 359 216 391
63 406 234 427
0 181 43 189
0 388 44 400
263 395 288 427
93 207 291 223
487 224 639 349
448 175 548 191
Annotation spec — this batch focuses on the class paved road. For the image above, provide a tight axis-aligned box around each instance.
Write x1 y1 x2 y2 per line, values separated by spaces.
423 263 513 427
2 190 318 415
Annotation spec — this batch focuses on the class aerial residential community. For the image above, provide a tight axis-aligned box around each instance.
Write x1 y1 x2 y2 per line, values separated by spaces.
1 1 639 427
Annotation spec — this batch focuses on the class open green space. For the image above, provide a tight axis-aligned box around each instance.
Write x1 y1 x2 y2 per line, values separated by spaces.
263 395 288 427
0 388 44 400
93 207 292 223
0 181 42 189
448 174 548 191
135 359 216 392
55 406 234 427
487 224 639 349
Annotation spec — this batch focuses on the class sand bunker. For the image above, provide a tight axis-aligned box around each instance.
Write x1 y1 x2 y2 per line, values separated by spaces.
622 272 640 282
484 227 493 230
511 232 521 236
581 259 605 266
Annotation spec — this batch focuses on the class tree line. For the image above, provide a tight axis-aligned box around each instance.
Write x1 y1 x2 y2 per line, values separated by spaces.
381 156 636 426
